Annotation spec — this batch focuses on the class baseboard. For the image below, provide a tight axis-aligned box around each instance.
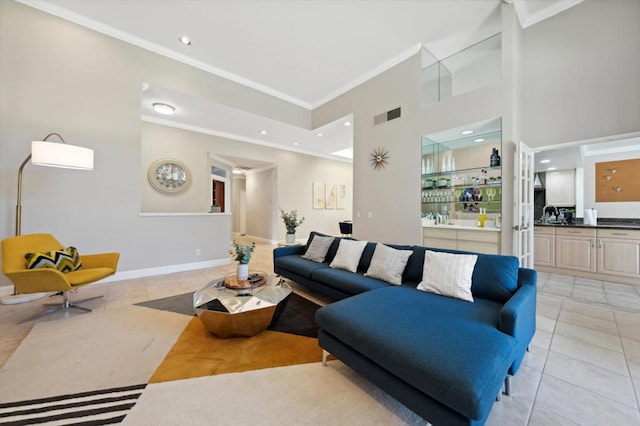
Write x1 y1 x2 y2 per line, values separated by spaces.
232 233 278 245
99 257 231 283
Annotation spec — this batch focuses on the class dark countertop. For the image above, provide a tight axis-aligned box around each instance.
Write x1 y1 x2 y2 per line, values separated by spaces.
535 220 640 230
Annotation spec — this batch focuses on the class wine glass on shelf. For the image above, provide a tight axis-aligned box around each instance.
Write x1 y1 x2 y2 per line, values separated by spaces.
486 187 496 202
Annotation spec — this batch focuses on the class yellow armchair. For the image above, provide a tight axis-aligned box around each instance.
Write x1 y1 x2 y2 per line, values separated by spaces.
1 233 119 319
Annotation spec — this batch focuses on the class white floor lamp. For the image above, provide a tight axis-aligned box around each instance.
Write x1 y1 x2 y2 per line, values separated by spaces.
0 133 94 305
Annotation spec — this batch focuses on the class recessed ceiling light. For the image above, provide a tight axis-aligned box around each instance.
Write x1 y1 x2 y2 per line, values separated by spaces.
461 130 474 135
260 130 268 135
474 138 485 143
293 142 299 146
179 36 191 45
344 121 352 127
540 159 551 164
547 167 557 171
152 103 175 115
317 132 324 137
232 168 243 175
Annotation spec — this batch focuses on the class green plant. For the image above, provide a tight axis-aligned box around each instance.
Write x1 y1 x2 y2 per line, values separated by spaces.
230 241 255 264
280 209 305 234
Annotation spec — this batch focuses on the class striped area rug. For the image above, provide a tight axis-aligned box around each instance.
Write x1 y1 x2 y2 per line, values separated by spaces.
0 384 146 425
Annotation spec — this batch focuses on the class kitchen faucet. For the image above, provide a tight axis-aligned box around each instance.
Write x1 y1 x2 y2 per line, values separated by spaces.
543 204 559 221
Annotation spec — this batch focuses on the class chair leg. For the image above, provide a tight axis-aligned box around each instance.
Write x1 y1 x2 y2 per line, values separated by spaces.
322 350 329 366
44 291 103 312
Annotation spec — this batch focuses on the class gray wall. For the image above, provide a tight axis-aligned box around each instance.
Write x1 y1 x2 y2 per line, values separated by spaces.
522 0 640 146
0 2 346 285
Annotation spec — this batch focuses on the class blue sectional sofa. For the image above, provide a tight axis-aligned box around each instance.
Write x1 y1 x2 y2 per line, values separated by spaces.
273 231 537 425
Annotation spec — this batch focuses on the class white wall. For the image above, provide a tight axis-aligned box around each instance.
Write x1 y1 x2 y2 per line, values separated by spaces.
140 122 353 242
0 2 321 284
311 5 519 249
522 0 640 146
246 168 277 240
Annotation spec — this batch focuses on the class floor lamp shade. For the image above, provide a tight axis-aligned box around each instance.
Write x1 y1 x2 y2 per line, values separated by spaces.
31 141 94 170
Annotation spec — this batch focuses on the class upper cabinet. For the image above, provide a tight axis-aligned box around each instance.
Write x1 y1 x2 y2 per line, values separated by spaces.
546 170 576 206
421 118 502 217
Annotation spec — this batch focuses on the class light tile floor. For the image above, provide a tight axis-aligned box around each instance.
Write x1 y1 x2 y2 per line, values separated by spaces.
1 239 639 425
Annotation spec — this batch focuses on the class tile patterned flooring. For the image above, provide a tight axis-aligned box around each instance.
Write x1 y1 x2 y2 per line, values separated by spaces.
1 238 639 425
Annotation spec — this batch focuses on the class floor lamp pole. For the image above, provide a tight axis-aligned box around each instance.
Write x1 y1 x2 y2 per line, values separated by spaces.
2 133 69 303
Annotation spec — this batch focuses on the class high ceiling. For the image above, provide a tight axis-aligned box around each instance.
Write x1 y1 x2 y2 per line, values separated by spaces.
19 0 583 162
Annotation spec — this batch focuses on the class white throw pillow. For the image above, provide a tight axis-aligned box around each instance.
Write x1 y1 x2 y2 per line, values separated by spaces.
330 239 368 273
302 235 335 262
417 250 478 302
364 243 412 285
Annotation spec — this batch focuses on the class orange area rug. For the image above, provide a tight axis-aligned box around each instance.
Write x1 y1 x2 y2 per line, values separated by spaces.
149 317 324 383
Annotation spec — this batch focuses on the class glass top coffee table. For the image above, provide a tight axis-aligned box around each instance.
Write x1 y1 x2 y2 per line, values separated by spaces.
193 271 292 338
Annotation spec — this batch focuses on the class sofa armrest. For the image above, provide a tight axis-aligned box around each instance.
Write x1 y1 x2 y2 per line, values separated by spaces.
273 245 305 260
499 273 537 343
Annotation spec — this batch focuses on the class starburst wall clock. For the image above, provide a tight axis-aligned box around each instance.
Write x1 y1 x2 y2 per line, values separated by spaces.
370 146 390 170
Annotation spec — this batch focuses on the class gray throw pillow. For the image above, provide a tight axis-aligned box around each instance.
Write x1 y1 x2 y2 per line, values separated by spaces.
302 235 335 262
330 239 368 273
364 243 412 285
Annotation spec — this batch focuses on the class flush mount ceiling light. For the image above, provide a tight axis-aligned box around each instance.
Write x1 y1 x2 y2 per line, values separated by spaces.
547 167 557 171
474 138 485 143
539 159 551 164
317 132 324 137
152 103 175 115
179 36 191 45
461 130 474 135
260 130 268 135
344 121 352 127
293 142 299 146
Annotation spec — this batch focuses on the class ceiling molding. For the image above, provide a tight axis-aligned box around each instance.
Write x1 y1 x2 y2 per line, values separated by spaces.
141 115 352 164
512 0 584 29
17 0 313 109
310 43 423 109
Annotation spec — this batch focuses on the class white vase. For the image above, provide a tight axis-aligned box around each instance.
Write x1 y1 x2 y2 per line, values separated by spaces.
286 233 296 244
237 263 249 280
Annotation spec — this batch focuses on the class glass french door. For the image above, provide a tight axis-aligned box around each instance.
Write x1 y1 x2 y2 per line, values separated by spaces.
514 141 535 268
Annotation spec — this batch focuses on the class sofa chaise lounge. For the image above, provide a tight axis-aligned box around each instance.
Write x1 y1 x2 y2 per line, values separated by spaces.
273 231 537 425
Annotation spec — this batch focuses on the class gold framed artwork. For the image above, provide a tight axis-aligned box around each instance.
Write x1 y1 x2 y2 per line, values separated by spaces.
325 183 337 209
313 182 347 210
313 182 325 209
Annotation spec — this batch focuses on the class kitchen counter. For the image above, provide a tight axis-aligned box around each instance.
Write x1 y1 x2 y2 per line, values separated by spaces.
423 223 501 232
535 222 640 230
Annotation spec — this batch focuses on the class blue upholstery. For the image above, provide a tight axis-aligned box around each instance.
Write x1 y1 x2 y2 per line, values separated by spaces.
316 286 517 421
312 266 389 294
274 231 537 425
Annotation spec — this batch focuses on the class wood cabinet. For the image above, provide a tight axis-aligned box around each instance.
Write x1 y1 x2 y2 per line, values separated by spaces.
596 229 640 279
423 227 500 254
555 228 596 273
534 226 555 267
536 226 640 284
545 170 575 206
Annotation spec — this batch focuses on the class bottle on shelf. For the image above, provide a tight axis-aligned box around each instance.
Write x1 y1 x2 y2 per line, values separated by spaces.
477 208 488 228
490 148 501 167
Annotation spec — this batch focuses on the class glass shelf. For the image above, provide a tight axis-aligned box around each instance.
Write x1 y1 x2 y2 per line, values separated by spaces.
421 165 501 178
422 182 501 190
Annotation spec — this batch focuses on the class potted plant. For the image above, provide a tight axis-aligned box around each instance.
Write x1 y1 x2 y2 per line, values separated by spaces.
230 241 255 280
280 209 305 244
210 204 221 213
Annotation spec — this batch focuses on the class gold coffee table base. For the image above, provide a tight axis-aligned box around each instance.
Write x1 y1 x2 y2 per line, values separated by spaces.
194 274 292 338
198 305 277 338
